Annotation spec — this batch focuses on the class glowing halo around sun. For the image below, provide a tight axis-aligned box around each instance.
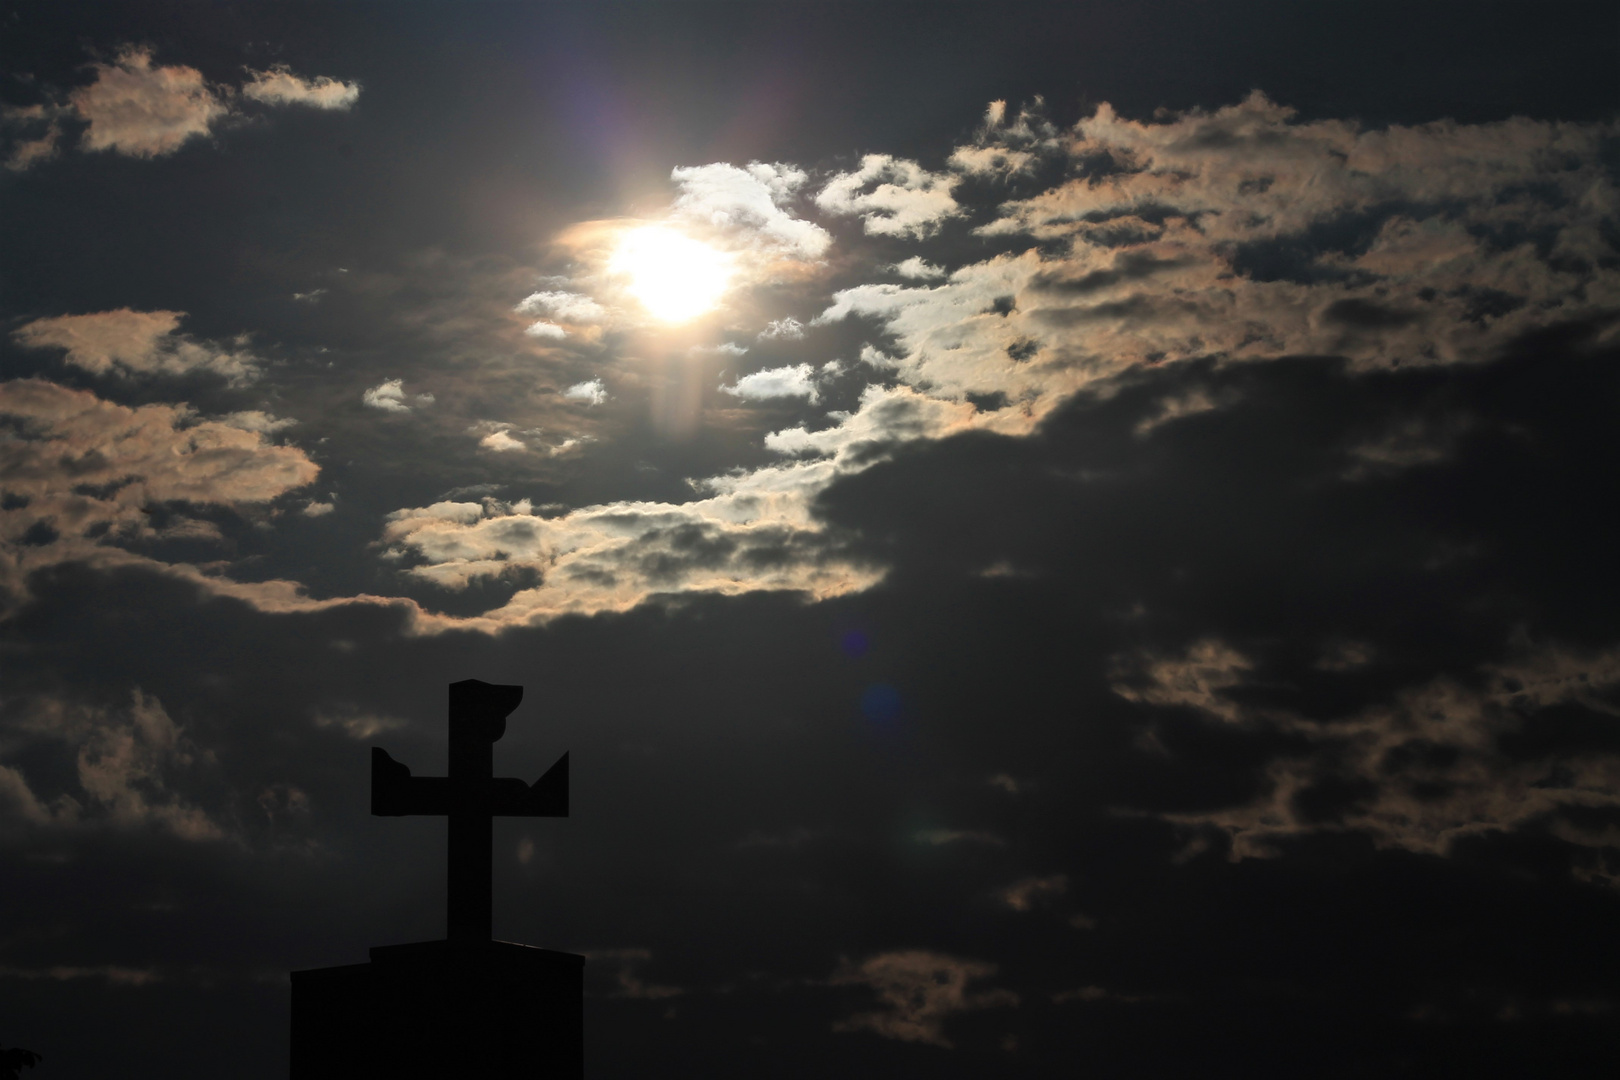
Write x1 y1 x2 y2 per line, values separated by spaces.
607 225 733 323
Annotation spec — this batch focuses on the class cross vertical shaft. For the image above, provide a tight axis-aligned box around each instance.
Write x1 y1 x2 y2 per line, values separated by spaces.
444 680 518 941
447 704 494 941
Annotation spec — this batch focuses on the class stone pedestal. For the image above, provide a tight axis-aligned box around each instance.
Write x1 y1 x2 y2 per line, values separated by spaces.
290 940 583 1079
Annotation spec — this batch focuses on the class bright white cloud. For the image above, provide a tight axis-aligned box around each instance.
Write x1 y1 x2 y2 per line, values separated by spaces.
815 154 960 238
563 378 607 405
479 429 527 452
812 251 1073 409
242 66 361 110
892 256 946 280
516 290 608 323
760 383 986 457
689 342 749 358
362 379 409 412
757 317 805 341
524 320 567 339
670 161 832 259
362 379 433 413
15 309 262 385
721 363 820 403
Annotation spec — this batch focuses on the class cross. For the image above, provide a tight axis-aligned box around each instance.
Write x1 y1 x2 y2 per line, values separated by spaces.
370 679 568 941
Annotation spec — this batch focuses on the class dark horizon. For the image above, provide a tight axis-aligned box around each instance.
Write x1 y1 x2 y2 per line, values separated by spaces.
3 2 1620 1076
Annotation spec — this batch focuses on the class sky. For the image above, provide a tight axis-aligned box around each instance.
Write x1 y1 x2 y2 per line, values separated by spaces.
3 1 1620 1076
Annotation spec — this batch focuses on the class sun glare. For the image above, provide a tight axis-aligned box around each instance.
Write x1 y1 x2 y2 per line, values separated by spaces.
608 226 732 323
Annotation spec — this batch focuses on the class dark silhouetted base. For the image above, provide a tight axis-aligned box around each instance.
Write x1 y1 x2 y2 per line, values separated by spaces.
290 940 583 1079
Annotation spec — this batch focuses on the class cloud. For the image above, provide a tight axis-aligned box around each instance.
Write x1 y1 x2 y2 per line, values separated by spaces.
0 378 318 602
73 691 225 840
362 378 434 413
478 429 527 452
584 949 685 1000
670 161 832 259
377 93 1617 635
689 341 749 358
805 94 1620 440
1 103 65 171
0 763 54 826
830 951 1018 1048
1 691 226 841
524 320 567 339
757 317 805 341
241 66 361 110
14 309 263 385
1111 639 1254 723
815 154 960 238
4 46 360 169
69 46 229 158
218 410 297 435
312 706 404 740
0 380 315 509
1121 640 1620 868
947 97 1060 176
892 256 946 280
371 380 1007 623
516 290 608 323
721 363 820 403
999 874 1068 912
563 378 607 405
760 383 988 458
378 470 882 623
1133 386 1224 436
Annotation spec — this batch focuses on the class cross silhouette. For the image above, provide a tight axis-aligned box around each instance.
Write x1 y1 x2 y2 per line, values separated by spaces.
371 679 568 941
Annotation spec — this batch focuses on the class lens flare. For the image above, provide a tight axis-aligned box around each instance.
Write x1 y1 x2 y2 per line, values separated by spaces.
608 226 732 323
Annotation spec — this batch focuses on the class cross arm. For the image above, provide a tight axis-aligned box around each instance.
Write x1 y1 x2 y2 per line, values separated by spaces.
371 747 451 816
491 752 569 817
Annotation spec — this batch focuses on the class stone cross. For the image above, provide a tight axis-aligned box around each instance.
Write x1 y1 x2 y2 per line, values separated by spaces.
371 679 568 941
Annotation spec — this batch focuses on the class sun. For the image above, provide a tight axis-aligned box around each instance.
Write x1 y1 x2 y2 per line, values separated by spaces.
607 226 732 323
